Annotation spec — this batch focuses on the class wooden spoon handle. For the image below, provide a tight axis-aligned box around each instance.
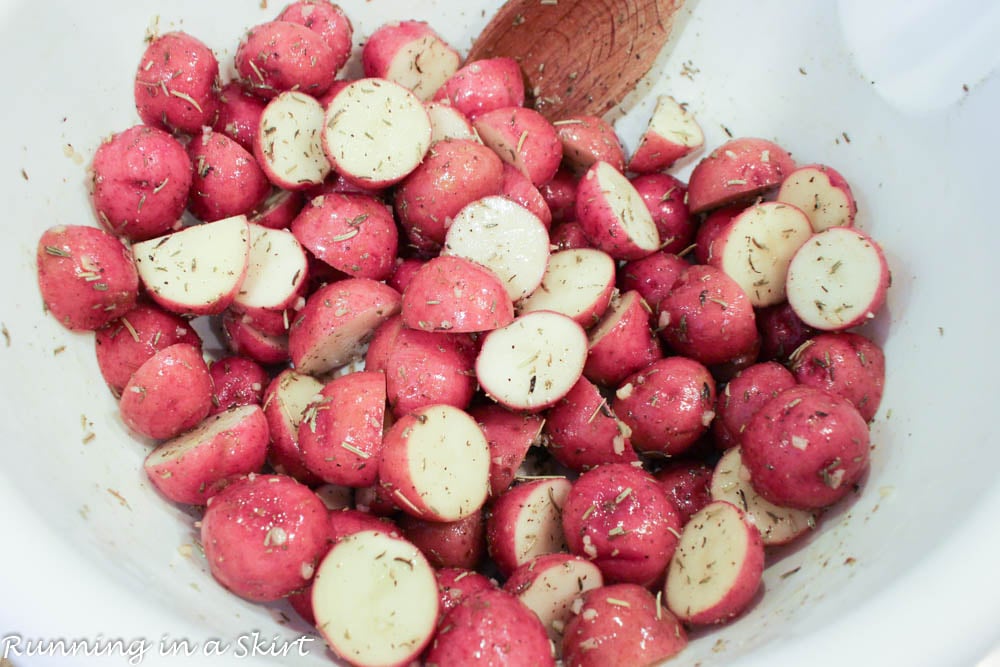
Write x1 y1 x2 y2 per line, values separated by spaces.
468 0 684 120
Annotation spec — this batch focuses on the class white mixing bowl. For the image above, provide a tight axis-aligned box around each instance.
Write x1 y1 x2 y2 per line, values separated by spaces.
1 0 998 665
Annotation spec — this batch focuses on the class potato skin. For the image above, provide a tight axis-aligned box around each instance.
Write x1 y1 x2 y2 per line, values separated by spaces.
208 355 268 415
713 361 797 450
187 129 270 222
134 31 220 134
37 225 139 331
544 376 638 472
686 137 796 214
436 567 497 617
756 300 818 362
119 343 213 440
618 251 689 310
277 0 353 72
235 21 337 99
555 114 626 173
655 460 713 523
384 326 477 418
789 332 885 422
400 255 514 333
433 56 525 120
213 82 266 152
630 172 693 255
399 509 486 570
741 386 870 509
469 404 542 497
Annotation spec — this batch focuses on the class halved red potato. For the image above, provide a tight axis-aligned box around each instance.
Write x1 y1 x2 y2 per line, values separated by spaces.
468 403 544 497
630 172 693 255
313 530 438 667
425 101 478 143
499 163 553 230
208 355 268 415
486 477 572 577
288 277 401 376
362 20 460 101
249 188 304 230
618 251 689 311
785 226 891 331
686 137 796 214
399 509 486 570
119 343 213 441
323 78 432 188
213 82 266 152
627 95 704 173
711 447 816 546
221 311 290 366
387 257 425 295
476 311 588 412
693 204 743 265
709 201 813 307
756 300 819 363
443 196 550 302
37 225 139 331
235 21 337 98
584 290 662 388
144 405 269 505
400 255 514 333
433 56 525 120
255 91 332 191
327 507 399 542
188 128 270 222
384 326 477 418
504 553 603 641
437 567 497 617
354 482 401 517
474 106 563 187
133 215 250 316
134 31 220 135
232 223 309 317
544 376 637 473
277 0 353 73
777 163 857 232
539 168 578 224
262 369 324 485
379 404 490 522
712 361 797 450
664 500 765 624
518 248 616 328
788 331 885 421
550 220 591 251
654 460 713 523
202 474 329 602
553 115 626 174
576 161 659 261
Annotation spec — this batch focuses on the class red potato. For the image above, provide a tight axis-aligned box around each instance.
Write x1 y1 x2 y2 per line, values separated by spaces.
504 553 603 640
613 356 716 457
656 264 760 367
694 204 743 265
518 248 616 328
235 21 337 98
134 31 220 135
262 369 325 485
476 311 589 412
132 215 251 316
436 568 497 617
627 95 704 173
618 251 689 310
144 405 269 505
664 500 764 625
486 477 572 577
468 404 543 497
255 91 332 191
777 163 857 232
394 138 504 252
499 163 553 230
250 188 304 230
313 530 438 667
711 447 816 546
291 193 398 280
553 115 626 174
95 303 202 395
119 343 213 441
384 326 477 418
539 168 577 224
576 161 660 261
709 201 813 308
232 223 309 317
202 474 328 601
297 371 386 487
362 20 461 101
288 278 401 376
425 101 479 144
354 482 402 517
474 106 562 187
213 82 266 152
584 290 662 388
399 509 486 570
400 255 514 333
322 78 432 188
756 300 818 362
630 172 693 255
562 584 687 667
549 221 591 251
362 314 404 374
443 196 550 301
424 589 555 667
742 385 870 509
713 361 798 450
187 128 270 222
544 376 637 472
327 507 398 543
37 225 139 331
562 463 682 587
90 125 192 242
788 331 885 422
387 258 424 294
686 137 796 214
208 355 268 415
655 460 713 523
379 404 490 522
221 311 290 366
785 226 891 331
276 1 353 73
433 56 525 120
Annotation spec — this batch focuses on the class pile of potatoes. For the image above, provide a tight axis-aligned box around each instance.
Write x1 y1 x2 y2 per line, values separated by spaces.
34 2 891 665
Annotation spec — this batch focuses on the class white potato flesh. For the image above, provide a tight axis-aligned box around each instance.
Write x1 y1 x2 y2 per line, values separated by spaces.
385 36 460 101
398 405 490 521
234 223 308 311
313 530 438 667
425 102 478 143
785 226 889 330
144 404 261 467
587 289 643 347
513 479 572 567
646 94 704 148
515 556 602 640
711 447 815 546
717 202 813 307
593 161 659 253
518 248 616 322
323 78 431 186
258 92 331 188
443 196 550 301
777 166 854 232
133 215 250 314
476 311 588 411
272 371 323 431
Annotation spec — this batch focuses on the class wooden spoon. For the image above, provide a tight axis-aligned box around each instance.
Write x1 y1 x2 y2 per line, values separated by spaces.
468 0 685 120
